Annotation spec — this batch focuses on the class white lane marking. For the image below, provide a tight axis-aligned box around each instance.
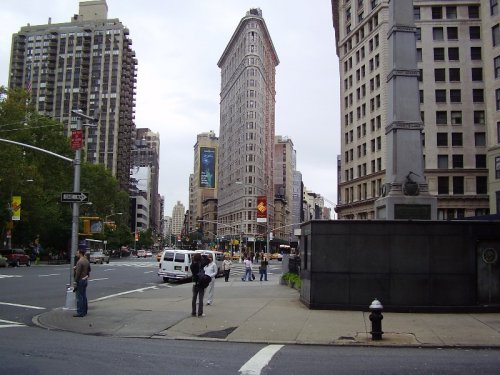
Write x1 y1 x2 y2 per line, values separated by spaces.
0 275 22 279
239 345 284 375
88 278 108 282
0 302 46 310
39 273 60 277
0 318 26 328
144 270 154 274
103 268 115 271
90 286 158 302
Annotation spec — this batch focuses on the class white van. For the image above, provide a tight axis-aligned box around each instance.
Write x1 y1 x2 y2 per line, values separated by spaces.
195 250 224 277
158 249 195 282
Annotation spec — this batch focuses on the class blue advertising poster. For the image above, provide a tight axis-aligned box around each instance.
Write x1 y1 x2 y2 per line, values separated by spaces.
200 147 216 188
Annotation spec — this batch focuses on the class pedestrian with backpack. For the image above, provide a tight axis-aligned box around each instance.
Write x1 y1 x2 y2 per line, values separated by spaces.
190 253 206 317
204 254 218 305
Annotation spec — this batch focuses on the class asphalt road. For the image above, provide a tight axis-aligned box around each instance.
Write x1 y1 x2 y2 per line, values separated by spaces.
2 258 500 374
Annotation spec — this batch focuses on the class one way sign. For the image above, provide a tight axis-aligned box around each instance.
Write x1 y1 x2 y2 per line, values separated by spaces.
60 192 89 203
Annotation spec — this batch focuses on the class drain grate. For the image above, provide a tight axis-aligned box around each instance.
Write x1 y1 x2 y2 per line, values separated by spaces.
198 327 237 339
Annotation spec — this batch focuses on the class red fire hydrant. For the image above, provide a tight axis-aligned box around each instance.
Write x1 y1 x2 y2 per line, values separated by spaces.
369 298 384 340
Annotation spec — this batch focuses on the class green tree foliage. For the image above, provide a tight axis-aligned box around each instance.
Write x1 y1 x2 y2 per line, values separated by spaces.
0 87 130 253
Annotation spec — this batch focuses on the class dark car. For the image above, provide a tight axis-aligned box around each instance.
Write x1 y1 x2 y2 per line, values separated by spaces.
0 248 31 267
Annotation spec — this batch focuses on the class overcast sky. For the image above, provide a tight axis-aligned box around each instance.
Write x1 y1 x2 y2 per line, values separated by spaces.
0 0 340 215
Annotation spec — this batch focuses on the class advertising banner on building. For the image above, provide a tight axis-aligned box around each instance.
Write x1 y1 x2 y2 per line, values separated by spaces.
257 196 267 223
11 196 21 221
199 147 216 188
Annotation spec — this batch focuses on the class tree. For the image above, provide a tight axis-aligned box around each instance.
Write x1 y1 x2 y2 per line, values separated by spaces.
0 87 130 253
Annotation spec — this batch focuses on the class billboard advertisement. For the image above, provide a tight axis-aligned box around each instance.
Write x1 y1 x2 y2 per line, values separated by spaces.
199 147 216 188
11 196 21 221
257 196 267 223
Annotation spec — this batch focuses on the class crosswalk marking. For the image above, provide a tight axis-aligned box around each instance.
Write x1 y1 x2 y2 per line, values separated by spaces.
0 274 22 279
0 318 26 329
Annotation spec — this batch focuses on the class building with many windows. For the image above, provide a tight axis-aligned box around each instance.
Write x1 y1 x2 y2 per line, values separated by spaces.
171 201 185 236
332 0 492 219
217 8 279 244
8 0 137 190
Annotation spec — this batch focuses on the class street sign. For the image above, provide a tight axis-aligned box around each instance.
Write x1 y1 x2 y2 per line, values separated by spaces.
60 192 89 203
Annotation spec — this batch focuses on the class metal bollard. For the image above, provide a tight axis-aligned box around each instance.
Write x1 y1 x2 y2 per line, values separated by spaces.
369 298 383 340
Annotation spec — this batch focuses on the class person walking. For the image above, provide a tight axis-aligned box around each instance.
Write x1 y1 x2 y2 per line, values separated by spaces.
259 256 269 281
204 254 218 305
222 256 232 282
242 256 253 281
73 248 90 317
190 253 205 317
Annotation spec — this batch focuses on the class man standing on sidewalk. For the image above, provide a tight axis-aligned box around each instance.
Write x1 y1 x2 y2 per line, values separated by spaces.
73 249 90 317
222 256 232 282
242 256 253 281
204 254 218 305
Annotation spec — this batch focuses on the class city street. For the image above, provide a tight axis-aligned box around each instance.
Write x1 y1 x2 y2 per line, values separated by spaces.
2 258 500 374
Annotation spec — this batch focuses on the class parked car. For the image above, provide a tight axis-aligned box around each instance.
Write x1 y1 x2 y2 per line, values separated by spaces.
0 248 31 267
145 250 153 257
137 249 147 258
0 255 7 267
89 251 110 264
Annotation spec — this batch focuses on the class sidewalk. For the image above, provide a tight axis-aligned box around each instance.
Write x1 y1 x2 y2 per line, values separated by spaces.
34 273 500 348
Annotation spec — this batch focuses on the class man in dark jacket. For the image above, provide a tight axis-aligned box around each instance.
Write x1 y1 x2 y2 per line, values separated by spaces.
73 249 90 317
190 253 205 317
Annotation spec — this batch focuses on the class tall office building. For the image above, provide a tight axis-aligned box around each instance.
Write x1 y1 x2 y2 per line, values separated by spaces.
332 0 491 219
131 128 161 235
217 8 279 244
273 136 299 242
189 131 218 236
8 0 137 190
171 201 185 236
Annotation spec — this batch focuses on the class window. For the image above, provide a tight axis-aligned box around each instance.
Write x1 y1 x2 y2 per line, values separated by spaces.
435 89 447 103
493 0 499 16
446 6 457 19
416 28 421 41
450 89 461 103
438 155 448 169
474 111 485 125
473 89 484 103
436 111 447 124
414 7 421 20
494 25 500 46
438 177 449 194
476 154 487 168
453 176 464 194
447 27 458 40
477 176 488 194
452 132 463 146
496 156 500 179
471 47 482 60
448 47 459 61
470 26 481 39
452 155 463 168
475 132 486 146
432 6 443 19
498 122 500 143
469 5 480 18
449 68 460 81
495 57 500 78
451 111 462 125
435 68 446 82
433 27 444 41
437 133 448 146
472 67 483 81
434 48 445 61
416 48 422 62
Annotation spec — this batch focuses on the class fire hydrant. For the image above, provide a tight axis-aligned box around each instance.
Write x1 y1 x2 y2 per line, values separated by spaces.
369 298 384 340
